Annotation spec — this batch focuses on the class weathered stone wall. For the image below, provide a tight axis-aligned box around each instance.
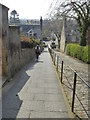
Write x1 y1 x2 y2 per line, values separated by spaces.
7 48 35 78
9 25 21 59
1 4 9 77
1 4 36 80
0 4 2 79
7 26 36 78
0 5 2 120
2 4 9 57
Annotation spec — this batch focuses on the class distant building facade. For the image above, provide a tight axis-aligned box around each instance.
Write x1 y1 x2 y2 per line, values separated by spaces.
20 24 41 39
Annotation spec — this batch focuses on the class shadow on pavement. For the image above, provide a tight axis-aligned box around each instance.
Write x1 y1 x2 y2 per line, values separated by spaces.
2 61 36 118
36 60 43 63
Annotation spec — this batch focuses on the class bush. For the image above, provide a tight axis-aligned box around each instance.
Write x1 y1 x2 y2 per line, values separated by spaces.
66 44 71 55
20 34 41 48
20 34 34 48
66 44 90 64
21 41 34 48
76 45 83 60
82 46 89 63
33 39 40 45
70 44 77 57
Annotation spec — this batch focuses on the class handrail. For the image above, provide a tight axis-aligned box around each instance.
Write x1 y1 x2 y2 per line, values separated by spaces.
66 65 90 118
48 48 90 119
77 72 90 88
68 66 77 73
75 93 90 118
68 66 90 88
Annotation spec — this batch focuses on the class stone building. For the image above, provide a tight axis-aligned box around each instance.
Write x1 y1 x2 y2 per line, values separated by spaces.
9 25 21 58
1 4 35 82
1 4 9 76
0 4 2 78
1 4 21 78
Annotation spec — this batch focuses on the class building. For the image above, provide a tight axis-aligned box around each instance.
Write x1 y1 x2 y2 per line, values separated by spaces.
26 29 37 38
20 24 41 39
1 4 21 78
1 4 9 76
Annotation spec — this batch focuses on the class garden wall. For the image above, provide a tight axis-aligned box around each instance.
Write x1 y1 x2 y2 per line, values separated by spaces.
7 48 35 78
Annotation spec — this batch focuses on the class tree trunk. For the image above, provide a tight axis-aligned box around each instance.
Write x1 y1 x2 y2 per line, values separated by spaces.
80 23 88 46
80 33 86 46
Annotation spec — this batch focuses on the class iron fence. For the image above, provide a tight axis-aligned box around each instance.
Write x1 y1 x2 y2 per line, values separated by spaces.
48 47 90 119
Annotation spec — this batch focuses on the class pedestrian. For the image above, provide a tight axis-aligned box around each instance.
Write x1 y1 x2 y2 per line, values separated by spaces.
35 44 41 61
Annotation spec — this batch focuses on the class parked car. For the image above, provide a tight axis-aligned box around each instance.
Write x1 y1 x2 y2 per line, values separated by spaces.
50 42 56 49
42 42 48 48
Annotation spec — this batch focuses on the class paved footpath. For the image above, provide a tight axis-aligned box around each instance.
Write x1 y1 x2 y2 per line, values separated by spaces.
16 48 72 118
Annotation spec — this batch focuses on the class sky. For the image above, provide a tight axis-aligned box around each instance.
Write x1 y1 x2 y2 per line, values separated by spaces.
0 0 54 19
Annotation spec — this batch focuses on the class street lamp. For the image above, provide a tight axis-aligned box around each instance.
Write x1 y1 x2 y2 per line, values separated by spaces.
40 16 43 42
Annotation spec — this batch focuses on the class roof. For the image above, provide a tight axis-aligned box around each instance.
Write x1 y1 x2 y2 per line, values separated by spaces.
27 29 34 33
0 3 9 10
9 25 20 29
9 25 20 27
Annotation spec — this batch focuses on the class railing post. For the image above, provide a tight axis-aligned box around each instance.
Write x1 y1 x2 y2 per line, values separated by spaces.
72 72 77 112
61 61 63 83
57 56 59 71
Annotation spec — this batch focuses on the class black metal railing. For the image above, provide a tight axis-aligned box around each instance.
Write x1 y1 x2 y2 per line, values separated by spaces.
48 47 90 119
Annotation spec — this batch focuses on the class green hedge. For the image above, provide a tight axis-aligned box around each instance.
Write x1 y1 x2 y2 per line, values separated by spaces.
66 44 90 64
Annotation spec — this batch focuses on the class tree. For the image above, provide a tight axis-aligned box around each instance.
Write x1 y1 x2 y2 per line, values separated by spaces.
11 10 17 19
43 19 62 39
56 0 90 46
10 10 20 24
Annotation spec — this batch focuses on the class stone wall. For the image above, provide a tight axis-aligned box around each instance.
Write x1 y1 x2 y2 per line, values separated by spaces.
0 4 2 79
1 4 36 80
1 4 9 77
6 25 20 78
7 26 36 78
2 4 9 57
9 25 21 59
7 48 35 78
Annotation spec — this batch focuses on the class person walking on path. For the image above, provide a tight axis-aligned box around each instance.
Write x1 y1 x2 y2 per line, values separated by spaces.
35 44 41 61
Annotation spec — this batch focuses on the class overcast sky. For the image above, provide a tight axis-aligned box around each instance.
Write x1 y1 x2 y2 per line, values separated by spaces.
0 0 54 19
